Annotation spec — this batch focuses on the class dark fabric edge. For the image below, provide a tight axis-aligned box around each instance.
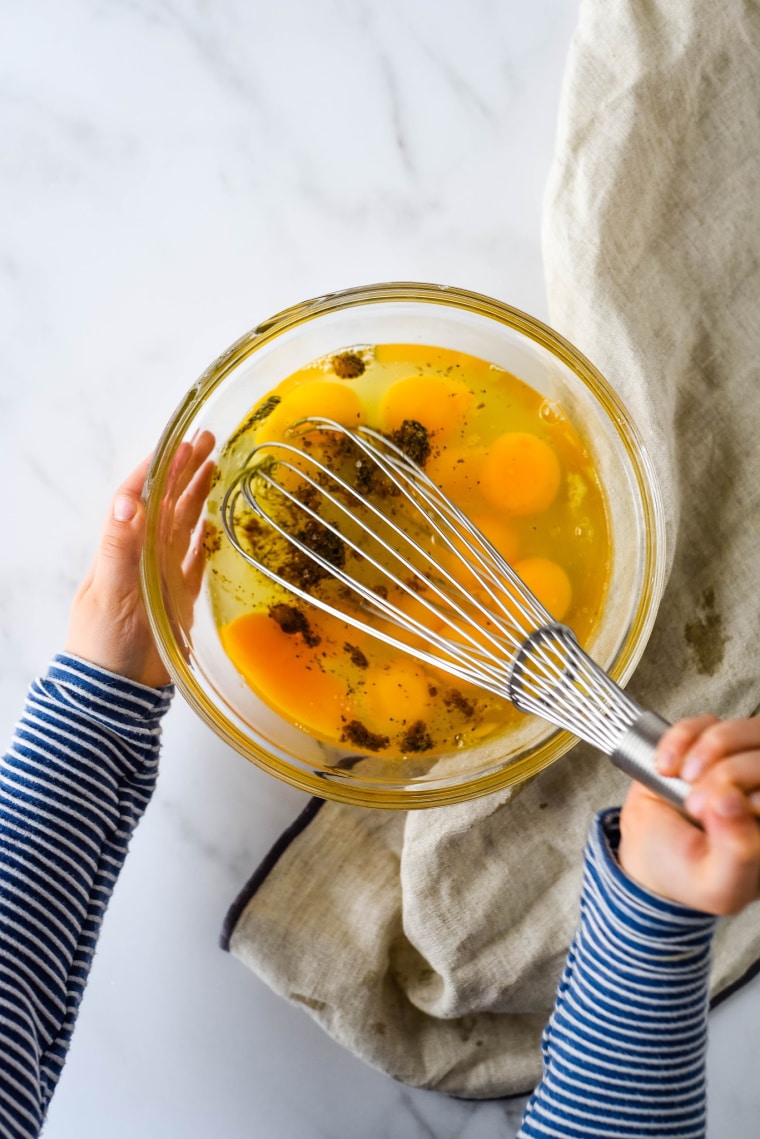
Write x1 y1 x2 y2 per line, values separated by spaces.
709 951 760 1011
219 795 325 952
218 791 536 1101
217 788 760 1099
449 1086 534 1103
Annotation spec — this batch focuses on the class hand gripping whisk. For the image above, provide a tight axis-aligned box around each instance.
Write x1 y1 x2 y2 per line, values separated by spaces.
221 418 690 808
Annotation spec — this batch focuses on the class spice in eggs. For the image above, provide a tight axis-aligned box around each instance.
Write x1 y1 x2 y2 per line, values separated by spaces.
344 643 369 669
399 720 435 753
205 342 612 758
342 719 390 751
390 418 431 466
331 352 366 379
268 603 321 647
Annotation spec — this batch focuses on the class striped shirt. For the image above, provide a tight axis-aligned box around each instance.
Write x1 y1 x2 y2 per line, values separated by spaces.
0 656 715 1138
518 811 715 1138
0 655 170 1137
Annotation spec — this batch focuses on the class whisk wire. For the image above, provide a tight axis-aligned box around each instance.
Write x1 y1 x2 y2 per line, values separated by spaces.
229 430 540 671
508 625 641 752
222 422 601 706
347 424 553 633
219 417 689 809
245 457 501 661
222 450 526 696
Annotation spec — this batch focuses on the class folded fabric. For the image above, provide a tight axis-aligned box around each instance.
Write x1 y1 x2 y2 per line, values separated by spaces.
222 0 760 1098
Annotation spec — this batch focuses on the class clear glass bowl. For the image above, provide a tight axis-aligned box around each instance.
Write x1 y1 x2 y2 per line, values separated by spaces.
141 282 666 808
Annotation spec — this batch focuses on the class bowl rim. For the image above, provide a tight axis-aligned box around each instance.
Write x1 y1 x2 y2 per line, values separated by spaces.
141 280 667 808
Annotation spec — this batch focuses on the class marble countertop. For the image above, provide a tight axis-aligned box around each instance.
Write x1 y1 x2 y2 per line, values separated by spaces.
1 2 758 1136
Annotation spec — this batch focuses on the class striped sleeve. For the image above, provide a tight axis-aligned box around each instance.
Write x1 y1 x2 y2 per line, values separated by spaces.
518 808 716 1139
0 653 172 1139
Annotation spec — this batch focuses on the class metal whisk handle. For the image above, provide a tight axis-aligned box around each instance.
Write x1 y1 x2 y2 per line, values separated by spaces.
613 711 691 809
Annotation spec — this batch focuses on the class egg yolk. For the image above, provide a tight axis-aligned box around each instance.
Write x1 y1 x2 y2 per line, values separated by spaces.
379 375 474 440
256 381 366 444
425 444 486 502
438 515 519 595
359 661 432 734
514 556 572 621
211 342 610 757
220 611 348 739
480 432 561 515
468 514 520 564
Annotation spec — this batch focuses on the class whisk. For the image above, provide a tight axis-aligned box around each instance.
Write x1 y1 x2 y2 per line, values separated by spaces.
221 417 689 808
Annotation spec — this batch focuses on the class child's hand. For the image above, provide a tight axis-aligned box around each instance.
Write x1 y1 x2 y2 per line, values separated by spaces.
618 716 760 915
65 432 215 689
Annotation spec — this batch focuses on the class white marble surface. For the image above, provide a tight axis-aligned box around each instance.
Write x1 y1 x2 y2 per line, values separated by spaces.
1 2 758 1137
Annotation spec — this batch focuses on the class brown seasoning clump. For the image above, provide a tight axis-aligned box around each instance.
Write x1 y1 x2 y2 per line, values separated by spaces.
268 603 321 647
298 518 345 568
390 419 431 466
342 720 390 751
331 352 366 379
240 515 263 545
344 643 369 669
202 523 223 556
224 395 282 449
400 720 435 753
273 517 346 590
443 689 475 719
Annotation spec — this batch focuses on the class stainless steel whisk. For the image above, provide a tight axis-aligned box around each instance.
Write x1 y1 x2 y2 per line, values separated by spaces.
221 417 689 808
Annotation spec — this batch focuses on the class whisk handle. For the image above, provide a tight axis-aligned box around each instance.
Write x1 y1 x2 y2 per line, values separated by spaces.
612 711 691 809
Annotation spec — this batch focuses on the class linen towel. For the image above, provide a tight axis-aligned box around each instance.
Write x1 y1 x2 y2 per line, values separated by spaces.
222 0 760 1097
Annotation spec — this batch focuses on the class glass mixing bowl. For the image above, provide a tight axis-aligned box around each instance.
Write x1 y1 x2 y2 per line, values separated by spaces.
141 282 666 808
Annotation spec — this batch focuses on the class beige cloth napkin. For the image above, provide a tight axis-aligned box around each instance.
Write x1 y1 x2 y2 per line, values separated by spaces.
223 0 760 1098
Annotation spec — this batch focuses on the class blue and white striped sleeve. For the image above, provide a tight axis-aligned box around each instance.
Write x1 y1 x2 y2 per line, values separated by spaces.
0 653 172 1139
518 808 716 1139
